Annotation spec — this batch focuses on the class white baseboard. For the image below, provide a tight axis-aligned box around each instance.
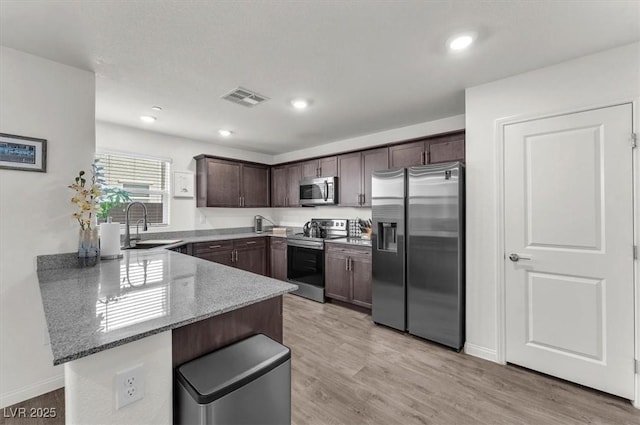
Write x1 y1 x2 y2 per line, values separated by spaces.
0 374 64 409
464 342 501 364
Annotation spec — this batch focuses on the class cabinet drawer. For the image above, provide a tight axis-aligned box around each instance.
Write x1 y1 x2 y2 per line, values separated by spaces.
270 237 287 248
193 240 234 255
234 237 266 249
325 243 371 258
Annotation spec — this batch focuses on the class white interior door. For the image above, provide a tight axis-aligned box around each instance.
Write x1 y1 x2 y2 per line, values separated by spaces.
504 103 635 399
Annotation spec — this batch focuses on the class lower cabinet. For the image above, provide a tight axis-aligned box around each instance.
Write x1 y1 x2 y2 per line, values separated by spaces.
269 237 287 281
324 244 372 309
193 237 267 276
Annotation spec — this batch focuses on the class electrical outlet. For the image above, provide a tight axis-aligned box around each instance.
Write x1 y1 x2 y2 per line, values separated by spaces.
115 364 145 410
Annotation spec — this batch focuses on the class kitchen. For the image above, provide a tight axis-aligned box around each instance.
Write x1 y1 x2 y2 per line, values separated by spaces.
1 2 639 424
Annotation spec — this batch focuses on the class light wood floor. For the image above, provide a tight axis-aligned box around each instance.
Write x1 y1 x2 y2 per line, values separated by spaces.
4 294 639 424
0 389 63 425
283 294 640 425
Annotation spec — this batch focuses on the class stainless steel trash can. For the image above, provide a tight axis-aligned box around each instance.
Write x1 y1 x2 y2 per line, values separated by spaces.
176 334 291 425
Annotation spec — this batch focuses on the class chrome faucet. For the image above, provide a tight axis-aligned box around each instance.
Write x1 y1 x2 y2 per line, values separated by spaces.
124 202 148 248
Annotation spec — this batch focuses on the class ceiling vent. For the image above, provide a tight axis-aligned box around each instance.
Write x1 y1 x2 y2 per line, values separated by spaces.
221 87 269 107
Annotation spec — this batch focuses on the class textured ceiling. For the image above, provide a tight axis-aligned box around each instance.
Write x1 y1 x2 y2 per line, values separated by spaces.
1 1 638 154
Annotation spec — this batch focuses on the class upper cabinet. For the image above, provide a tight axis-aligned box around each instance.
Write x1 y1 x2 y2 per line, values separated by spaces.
300 156 338 178
271 163 302 207
338 147 389 207
195 156 270 208
194 131 463 209
389 131 465 168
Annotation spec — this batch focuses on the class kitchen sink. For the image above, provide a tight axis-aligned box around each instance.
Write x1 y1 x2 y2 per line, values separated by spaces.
125 239 182 249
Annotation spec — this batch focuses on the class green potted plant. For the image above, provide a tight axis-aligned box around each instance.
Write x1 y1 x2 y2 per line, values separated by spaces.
97 186 131 259
97 187 131 223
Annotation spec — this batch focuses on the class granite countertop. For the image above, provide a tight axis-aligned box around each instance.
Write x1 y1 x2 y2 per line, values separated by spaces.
38 248 297 365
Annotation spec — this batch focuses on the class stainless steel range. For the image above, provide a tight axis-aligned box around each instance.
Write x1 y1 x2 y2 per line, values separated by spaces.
287 218 348 303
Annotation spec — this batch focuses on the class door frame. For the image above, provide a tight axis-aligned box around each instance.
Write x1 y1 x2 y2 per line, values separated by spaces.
494 99 639 406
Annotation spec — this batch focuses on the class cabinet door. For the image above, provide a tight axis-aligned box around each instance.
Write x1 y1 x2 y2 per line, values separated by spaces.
361 147 389 207
351 253 372 309
286 164 302 207
236 245 267 276
206 159 241 207
271 167 287 207
242 163 269 207
269 239 287 281
300 160 319 178
324 251 351 302
389 141 425 168
318 156 338 177
428 134 465 163
337 152 362 207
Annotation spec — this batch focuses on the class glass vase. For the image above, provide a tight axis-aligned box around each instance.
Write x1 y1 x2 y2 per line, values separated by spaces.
78 227 100 267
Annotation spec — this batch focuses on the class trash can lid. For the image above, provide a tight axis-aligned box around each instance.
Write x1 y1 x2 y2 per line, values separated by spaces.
176 334 291 404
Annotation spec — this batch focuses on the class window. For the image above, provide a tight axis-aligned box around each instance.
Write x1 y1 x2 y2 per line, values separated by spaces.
95 152 170 226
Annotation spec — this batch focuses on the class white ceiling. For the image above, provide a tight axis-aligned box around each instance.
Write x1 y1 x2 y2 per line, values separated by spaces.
1 1 639 155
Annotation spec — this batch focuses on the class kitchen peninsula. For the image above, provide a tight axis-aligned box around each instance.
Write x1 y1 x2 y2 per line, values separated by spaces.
37 246 297 424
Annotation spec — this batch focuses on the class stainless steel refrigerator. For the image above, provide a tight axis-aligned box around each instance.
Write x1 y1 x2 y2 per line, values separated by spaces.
371 162 465 350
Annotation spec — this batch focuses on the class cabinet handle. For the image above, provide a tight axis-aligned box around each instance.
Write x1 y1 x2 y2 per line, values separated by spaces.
231 250 235 262
234 249 238 262
361 194 365 205
246 241 256 245
348 257 353 271
209 245 221 249
318 167 321 177
345 257 349 271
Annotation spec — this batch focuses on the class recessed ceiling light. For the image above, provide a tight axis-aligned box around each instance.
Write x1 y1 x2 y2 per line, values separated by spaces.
140 115 157 123
291 99 309 110
448 33 475 51
151 106 163 111
218 129 232 137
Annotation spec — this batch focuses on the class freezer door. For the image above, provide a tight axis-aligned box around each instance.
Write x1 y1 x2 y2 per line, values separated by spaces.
371 168 406 331
407 162 465 349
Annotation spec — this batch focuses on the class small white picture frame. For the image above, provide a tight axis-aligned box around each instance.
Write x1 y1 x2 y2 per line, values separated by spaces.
173 171 194 198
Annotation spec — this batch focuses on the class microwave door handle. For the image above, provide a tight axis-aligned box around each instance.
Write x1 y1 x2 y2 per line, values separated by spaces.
324 181 329 202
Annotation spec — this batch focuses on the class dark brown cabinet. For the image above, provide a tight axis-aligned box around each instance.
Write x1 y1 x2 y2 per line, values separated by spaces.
269 237 287 281
300 156 338 178
193 240 234 266
193 237 267 276
337 147 388 207
271 164 301 207
195 156 269 208
388 131 465 168
234 238 267 276
324 244 372 309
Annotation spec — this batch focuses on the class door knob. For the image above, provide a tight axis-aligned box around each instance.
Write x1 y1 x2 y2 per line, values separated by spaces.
509 253 532 262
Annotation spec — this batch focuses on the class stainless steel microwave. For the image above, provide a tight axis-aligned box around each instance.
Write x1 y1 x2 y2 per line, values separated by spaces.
299 176 338 206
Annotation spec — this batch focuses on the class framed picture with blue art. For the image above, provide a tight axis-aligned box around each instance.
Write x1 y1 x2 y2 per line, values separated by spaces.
0 133 47 172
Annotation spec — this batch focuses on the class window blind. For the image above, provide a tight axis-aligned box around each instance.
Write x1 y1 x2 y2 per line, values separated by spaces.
95 152 170 225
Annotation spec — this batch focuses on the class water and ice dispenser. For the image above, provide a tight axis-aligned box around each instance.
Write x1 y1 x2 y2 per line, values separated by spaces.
377 222 398 252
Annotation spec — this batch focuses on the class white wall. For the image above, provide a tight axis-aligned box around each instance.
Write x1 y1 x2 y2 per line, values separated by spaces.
97 114 463 232
65 332 172 425
464 42 640 367
0 47 96 407
96 121 275 232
